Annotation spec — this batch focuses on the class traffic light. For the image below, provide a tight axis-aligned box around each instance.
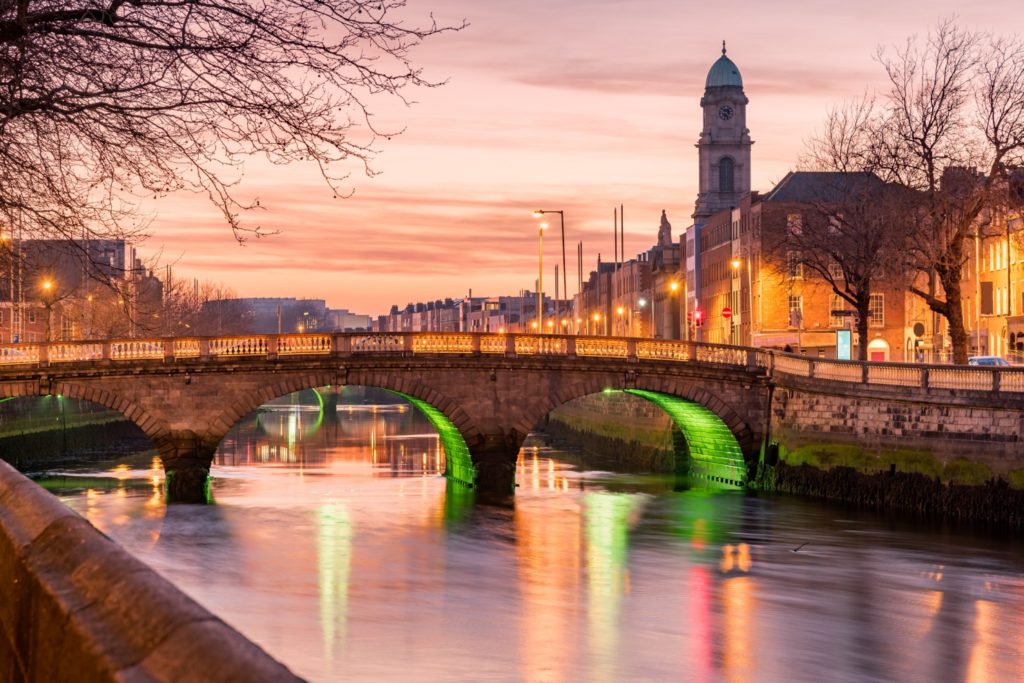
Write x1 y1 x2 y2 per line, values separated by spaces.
692 309 704 326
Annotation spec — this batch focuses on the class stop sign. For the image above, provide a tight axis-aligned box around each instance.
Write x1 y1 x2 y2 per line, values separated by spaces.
722 307 732 319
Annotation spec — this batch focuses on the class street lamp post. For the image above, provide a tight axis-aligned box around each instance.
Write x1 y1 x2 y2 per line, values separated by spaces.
536 219 547 332
40 279 54 342
668 280 680 340
533 210 567 330
730 257 741 345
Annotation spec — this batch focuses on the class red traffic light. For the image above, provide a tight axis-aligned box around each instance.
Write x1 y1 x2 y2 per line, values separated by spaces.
692 309 704 326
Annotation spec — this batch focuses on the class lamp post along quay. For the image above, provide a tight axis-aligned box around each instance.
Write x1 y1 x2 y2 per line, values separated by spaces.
534 210 567 329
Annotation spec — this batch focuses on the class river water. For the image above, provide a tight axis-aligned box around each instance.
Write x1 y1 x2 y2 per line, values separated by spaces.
40 392 1024 682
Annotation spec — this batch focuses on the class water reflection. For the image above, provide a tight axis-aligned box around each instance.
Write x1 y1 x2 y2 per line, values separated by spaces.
40 392 1024 682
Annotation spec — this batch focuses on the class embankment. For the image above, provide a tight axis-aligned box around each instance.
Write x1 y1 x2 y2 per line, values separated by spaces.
0 460 301 682
544 391 1024 528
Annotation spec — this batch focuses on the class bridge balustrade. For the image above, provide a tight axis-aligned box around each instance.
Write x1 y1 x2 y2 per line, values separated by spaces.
515 336 569 355
695 344 747 366
479 335 509 354
809 359 863 382
0 345 38 364
110 340 164 361
773 354 812 377
998 371 1024 392
2 332 1024 395
636 340 691 361
278 334 332 355
574 337 627 357
173 339 201 358
866 364 923 387
411 334 475 354
209 336 269 357
928 367 994 391
351 334 403 353
47 342 104 363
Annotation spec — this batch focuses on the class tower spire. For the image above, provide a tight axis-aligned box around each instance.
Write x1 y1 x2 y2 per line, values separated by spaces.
722 40 727 56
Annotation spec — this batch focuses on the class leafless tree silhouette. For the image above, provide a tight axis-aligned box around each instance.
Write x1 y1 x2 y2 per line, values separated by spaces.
872 20 1024 363
0 0 463 254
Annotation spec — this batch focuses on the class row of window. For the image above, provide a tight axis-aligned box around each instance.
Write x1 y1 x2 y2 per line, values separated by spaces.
786 250 845 280
788 294 884 328
979 281 1019 316
0 310 37 325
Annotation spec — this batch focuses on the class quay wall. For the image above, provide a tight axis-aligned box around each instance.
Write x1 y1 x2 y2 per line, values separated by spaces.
0 460 300 682
769 384 1024 488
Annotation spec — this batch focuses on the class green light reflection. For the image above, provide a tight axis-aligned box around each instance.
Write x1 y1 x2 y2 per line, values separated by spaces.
317 502 353 664
585 492 641 683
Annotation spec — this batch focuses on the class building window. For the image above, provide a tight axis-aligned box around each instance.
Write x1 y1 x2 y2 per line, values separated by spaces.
719 157 735 193
786 251 803 279
981 281 994 315
827 259 844 280
787 213 803 236
829 295 849 328
28 311 36 324
869 293 884 327
788 295 803 328
828 214 843 234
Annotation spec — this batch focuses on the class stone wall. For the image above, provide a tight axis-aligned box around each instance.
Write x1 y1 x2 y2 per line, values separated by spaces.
0 461 300 682
770 385 1024 487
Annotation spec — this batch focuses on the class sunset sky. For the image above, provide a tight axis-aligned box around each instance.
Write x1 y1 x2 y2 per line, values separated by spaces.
142 1 1023 315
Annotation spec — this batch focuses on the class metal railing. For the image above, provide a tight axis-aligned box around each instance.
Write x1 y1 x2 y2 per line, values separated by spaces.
0 332 1020 394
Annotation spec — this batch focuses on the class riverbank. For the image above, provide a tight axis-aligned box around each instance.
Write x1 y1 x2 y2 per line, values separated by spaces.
544 392 1024 530
0 419 154 472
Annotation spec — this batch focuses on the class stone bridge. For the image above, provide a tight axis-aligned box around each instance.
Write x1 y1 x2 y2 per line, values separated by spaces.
1 332 1022 501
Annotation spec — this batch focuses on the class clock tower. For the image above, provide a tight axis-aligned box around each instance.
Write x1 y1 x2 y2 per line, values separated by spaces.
693 42 751 223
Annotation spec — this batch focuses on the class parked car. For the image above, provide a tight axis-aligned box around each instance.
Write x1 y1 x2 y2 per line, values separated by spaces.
967 356 1012 367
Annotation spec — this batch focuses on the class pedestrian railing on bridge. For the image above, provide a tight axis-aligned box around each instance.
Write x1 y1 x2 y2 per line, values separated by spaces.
0 332 1022 394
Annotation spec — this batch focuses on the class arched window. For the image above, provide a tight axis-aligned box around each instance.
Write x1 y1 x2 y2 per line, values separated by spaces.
719 157 735 193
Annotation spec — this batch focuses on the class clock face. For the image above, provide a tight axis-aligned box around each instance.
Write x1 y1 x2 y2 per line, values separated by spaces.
718 104 735 120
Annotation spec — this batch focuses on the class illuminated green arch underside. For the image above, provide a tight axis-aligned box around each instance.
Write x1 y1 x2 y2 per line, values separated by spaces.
621 389 747 488
387 390 476 488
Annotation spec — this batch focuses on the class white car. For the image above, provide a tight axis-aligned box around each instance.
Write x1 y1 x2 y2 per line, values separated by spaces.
967 356 1011 367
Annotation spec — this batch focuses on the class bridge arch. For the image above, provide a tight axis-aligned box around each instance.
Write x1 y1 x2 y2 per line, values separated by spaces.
526 375 757 487
49 382 159 436
209 371 477 490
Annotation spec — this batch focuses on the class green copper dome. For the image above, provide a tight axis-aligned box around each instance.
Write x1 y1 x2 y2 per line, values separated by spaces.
705 43 743 89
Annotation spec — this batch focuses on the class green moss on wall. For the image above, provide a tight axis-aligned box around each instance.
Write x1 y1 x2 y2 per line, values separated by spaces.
780 443 951 479
942 458 994 486
1007 469 1024 490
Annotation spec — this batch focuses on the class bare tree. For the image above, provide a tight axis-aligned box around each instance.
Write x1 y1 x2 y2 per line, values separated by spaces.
874 20 1024 363
792 97 912 360
0 0 463 251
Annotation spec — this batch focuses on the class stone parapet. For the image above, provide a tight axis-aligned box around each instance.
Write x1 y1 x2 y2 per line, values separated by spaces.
0 460 301 682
